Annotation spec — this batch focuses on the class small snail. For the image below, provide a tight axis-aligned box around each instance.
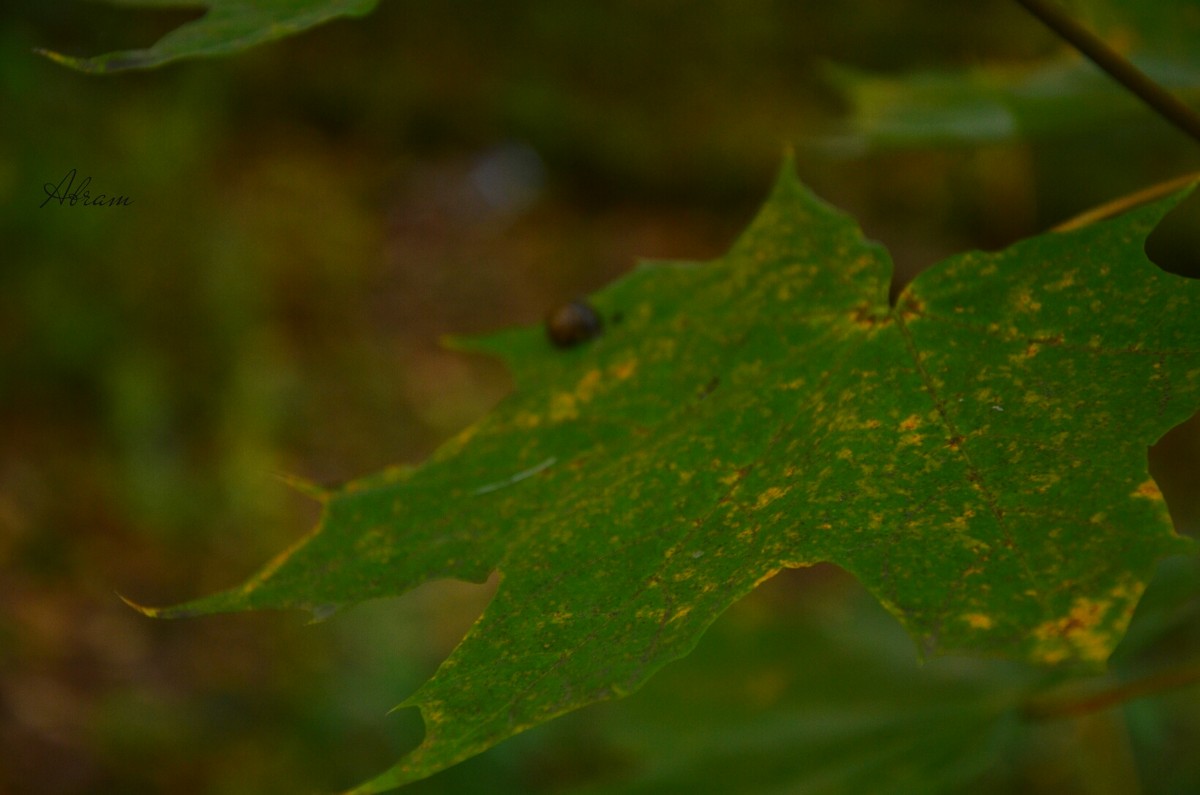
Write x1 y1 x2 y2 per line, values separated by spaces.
545 300 603 348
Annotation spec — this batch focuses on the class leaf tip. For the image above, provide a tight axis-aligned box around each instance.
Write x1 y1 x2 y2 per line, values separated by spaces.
116 591 165 619
438 333 478 353
777 146 800 183
271 470 329 503
36 44 166 74
34 48 81 69
439 328 528 363
306 603 342 624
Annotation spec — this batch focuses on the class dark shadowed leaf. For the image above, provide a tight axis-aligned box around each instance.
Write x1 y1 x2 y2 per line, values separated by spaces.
570 576 1040 795
37 0 378 73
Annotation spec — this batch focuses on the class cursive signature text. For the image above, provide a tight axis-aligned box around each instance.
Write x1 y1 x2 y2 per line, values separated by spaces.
41 169 132 208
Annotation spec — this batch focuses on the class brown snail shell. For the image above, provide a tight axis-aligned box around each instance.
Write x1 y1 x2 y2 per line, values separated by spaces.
545 300 603 348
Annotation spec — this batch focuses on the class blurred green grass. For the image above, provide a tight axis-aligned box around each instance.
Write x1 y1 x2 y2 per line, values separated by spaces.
2 1 1200 793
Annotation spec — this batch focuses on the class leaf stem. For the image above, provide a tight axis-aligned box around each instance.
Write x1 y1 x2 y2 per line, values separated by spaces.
1022 659 1200 721
1012 0 1200 145
1052 170 1200 231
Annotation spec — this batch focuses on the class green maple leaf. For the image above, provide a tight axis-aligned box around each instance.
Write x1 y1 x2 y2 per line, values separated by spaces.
36 0 377 73
132 162 1198 791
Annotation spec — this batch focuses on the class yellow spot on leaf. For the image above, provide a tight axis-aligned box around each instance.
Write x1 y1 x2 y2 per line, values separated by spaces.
1013 287 1042 313
515 411 542 428
1047 270 1077 291
752 568 782 589
1133 479 1163 500
898 295 925 321
441 423 480 455
550 392 578 422
1030 471 1062 493
850 303 884 329
1029 582 1142 665
755 486 789 509
610 358 638 380
899 414 922 431
575 368 602 400
549 369 605 423
964 613 994 630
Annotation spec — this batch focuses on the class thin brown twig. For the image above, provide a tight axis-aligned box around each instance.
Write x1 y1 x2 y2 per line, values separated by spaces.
1022 659 1200 721
1053 170 1200 231
1012 0 1200 145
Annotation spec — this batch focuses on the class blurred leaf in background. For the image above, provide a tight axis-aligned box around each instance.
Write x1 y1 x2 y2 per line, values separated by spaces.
36 0 379 73
818 0 1200 152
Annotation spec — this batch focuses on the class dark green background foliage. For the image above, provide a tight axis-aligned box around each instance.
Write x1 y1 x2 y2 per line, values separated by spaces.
3 1 1200 794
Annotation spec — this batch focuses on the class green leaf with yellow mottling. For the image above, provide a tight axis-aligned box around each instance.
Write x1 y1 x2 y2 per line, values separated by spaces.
133 162 1198 791
36 0 377 74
